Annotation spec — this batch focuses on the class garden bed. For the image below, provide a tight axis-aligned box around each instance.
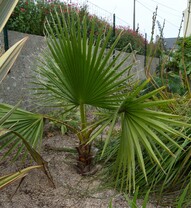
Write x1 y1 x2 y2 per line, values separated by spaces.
0 130 161 208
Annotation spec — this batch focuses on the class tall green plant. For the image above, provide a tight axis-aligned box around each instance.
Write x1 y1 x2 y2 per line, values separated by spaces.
0 1 190 196
28 8 191 193
32 9 132 173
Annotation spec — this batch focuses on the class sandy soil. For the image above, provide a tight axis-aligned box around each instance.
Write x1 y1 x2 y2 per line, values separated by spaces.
0 131 162 208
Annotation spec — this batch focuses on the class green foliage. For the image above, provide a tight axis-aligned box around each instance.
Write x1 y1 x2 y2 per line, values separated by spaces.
176 181 191 208
1 1 191 201
115 26 145 54
108 183 191 207
142 75 186 96
98 122 191 205
33 11 132 111
0 103 44 161
125 187 150 208
175 36 191 76
108 187 150 207
147 42 163 58
7 0 69 35
164 36 191 90
30 8 191 193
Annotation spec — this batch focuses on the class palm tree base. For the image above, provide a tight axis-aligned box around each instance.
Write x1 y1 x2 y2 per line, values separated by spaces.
76 143 93 175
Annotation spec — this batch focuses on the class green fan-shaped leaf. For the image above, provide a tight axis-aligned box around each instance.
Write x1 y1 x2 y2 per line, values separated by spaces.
0 103 44 161
33 9 132 109
113 85 191 192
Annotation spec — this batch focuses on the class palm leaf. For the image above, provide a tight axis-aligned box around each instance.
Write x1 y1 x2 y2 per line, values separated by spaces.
0 0 19 32
0 101 21 124
32 9 132 109
0 165 42 190
0 37 28 83
112 81 191 192
177 183 190 208
0 128 55 189
0 103 44 161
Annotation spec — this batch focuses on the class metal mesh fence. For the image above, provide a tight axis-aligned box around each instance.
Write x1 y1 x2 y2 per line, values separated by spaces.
61 0 131 29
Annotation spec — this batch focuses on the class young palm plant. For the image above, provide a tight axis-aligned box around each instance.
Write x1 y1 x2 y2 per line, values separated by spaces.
32 9 133 173
0 3 190 194
28 7 191 192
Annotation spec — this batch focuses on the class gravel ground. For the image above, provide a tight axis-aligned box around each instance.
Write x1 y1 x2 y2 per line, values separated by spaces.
0 131 166 208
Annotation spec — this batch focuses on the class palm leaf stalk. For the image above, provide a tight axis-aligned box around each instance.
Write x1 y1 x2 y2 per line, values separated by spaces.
0 0 19 32
0 165 42 190
0 125 55 189
0 0 28 82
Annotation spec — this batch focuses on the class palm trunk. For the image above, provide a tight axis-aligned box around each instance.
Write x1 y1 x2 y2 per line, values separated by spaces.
76 103 93 174
76 143 93 175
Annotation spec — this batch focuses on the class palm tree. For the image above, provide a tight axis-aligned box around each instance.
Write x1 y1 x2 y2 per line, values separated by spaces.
28 8 191 191
0 4 190 193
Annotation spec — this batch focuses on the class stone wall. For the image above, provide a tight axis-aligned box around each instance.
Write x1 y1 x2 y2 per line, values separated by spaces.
0 30 159 109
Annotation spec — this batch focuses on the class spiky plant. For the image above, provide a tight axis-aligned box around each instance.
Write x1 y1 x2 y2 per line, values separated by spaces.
27 7 191 192
31 8 133 173
0 3 190 194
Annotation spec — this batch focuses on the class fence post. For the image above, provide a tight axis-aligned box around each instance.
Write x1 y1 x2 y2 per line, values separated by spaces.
144 33 147 67
3 25 9 51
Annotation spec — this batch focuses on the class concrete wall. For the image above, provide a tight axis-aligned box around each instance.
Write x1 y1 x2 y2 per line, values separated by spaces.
0 31 45 110
0 30 159 110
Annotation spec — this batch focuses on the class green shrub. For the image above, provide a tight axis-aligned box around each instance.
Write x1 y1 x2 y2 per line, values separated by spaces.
142 76 186 96
7 0 69 35
115 26 145 54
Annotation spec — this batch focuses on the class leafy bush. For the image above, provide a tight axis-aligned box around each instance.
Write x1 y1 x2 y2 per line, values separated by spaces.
115 26 145 54
7 0 69 35
142 75 186 96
